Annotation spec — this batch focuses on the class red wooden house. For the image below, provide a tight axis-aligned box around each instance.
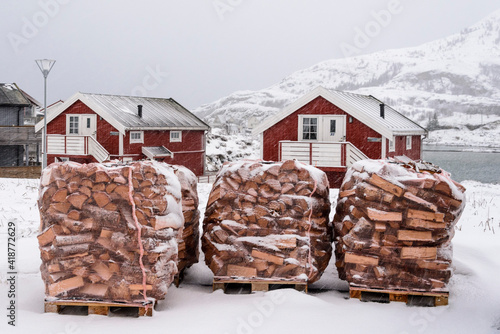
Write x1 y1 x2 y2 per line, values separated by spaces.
253 86 427 188
35 92 210 175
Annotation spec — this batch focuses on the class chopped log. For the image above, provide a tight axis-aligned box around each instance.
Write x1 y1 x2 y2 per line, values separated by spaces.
407 209 445 223
80 283 108 297
403 192 438 212
48 276 85 296
93 192 111 208
67 193 89 210
251 249 284 265
397 230 433 242
52 189 68 202
405 219 446 230
53 234 94 247
227 264 257 277
368 173 404 197
400 247 437 260
38 225 62 247
366 207 403 222
345 253 379 266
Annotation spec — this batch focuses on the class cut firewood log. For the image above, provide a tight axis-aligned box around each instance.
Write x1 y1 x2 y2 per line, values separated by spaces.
38 161 185 303
202 160 332 283
333 158 465 292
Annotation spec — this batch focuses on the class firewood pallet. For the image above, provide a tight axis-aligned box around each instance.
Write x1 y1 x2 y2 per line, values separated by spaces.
349 286 449 306
213 277 308 294
44 299 155 317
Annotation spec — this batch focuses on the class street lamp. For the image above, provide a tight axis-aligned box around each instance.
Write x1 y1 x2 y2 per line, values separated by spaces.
35 59 56 169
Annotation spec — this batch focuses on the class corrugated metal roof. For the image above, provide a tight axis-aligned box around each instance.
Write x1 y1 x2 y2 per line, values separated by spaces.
253 86 426 138
328 89 426 136
0 83 32 106
142 146 173 159
80 93 210 130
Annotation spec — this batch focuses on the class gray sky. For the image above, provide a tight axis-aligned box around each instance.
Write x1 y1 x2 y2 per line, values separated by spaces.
1 1 499 109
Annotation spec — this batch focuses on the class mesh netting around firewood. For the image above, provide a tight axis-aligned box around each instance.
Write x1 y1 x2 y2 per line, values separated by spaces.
37 161 185 303
333 158 466 292
202 160 333 283
172 165 200 271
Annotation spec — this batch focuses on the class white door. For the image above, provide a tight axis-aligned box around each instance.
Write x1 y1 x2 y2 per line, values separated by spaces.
80 115 97 138
321 116 345 142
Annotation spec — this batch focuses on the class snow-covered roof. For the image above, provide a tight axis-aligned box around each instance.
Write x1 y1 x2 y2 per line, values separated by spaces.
253 86 427 139
0 83 32 107
35 92 210 134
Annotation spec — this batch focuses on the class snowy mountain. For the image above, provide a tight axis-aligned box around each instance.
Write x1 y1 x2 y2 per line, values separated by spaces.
195 10 500 140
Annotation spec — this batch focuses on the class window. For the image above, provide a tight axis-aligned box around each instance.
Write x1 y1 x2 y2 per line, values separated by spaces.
406 136 412 150
86 118 91 128
69 116 79 134
130 131 143 144
170 131 182 142
389 139 395 152
302 117 318 140
330 120 336 136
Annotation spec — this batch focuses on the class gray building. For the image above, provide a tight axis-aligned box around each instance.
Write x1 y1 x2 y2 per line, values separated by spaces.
0 83 41 166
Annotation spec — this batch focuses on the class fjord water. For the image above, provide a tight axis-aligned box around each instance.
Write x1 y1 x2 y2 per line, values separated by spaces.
422 146 500 184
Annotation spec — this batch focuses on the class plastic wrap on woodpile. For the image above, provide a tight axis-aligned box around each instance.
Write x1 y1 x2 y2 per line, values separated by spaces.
333 159 466 292
172 165 200 271
37 161 184 303
202 160 333 283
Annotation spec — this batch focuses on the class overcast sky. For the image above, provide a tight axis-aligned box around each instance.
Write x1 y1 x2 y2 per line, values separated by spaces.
1 1 499 109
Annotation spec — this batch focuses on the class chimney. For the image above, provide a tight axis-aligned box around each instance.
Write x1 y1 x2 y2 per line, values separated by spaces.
379 103 385 119
138 105 143 118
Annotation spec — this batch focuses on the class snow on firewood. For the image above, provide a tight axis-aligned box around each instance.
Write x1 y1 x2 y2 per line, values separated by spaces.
37 161 184 303
202 159 332 283
333 158 466 292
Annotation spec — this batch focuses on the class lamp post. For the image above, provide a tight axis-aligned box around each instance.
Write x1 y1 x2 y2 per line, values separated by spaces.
35 59 56 169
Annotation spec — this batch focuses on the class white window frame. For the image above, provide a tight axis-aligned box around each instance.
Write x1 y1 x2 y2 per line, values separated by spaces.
406 136 412 150
389 139 395 152
130 131 144 144
68 115 79 135
170 131 182 142
299 116 319 141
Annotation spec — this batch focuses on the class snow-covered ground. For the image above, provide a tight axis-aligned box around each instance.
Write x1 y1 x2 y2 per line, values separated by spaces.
0 179 499 333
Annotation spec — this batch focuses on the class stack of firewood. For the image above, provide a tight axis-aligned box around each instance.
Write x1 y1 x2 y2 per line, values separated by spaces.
172 165 200 271
333 159 466 291
37 161 184 302
202 160 332 283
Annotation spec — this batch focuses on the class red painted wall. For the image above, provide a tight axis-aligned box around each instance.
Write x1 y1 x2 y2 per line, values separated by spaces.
123 130 205 175
386 135 422 160
47 100 120 155
47 100 206 175
263 96 383 162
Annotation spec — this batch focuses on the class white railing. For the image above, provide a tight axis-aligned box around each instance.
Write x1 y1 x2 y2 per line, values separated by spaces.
46 135 110 163
345 143 368 168
279 141 368 168
88 136 109 163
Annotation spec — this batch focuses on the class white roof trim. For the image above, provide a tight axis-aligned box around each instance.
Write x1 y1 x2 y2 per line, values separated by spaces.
252 86 425 139
35 92 128 134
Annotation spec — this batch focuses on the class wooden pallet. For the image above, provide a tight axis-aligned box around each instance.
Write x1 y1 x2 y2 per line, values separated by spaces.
349 286 449 306
213 277 308 293
44 299 155 317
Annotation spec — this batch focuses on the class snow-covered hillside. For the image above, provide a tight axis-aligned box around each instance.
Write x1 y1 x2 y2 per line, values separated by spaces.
195 10 500 148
